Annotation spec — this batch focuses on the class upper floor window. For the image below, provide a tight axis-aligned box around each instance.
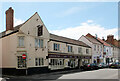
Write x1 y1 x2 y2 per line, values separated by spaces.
86 49 89 54
68 45 73 52
98 45 99 51
18 36 24 47
53 43 60 51
94 45 96 51
37 25 43 36
35 38 43 48
78 47 82 53
101 46 102 51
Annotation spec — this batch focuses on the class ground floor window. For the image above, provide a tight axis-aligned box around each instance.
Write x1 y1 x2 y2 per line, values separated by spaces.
50 59 64 66
68 59 76 68
35 58 44 66
82 59 91 65
17 56 26 68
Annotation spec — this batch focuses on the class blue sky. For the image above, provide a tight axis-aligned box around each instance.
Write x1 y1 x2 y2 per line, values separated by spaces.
0 2 118 39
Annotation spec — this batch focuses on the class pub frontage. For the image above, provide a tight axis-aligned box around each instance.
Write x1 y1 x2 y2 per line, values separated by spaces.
48 51 92 70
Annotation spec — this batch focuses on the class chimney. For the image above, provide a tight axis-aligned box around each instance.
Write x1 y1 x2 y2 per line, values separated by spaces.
102 37 105 41
5 7 14 31
106 35 114 45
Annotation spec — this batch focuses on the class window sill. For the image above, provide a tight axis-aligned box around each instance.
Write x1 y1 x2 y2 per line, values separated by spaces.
35 47 44 48
17 46 25 48
68 52 73 53
53 50 60 52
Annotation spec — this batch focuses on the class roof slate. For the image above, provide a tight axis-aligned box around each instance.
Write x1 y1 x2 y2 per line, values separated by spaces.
50 33 91 48
85 36 102 45
0 24 23 38
97 38 111 47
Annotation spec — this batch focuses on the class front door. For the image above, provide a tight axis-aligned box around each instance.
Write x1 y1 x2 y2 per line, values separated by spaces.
17 56 26 68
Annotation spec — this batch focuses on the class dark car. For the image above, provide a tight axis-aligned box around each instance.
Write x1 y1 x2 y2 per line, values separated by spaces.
80 63 91 71
90 63 98 70
109 62 120 68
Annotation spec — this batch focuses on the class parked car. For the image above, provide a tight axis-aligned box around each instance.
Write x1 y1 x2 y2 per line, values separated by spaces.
80 63 91 71
90 63 98 70
98 63 107 69
109 62 113 66
109 62 120 68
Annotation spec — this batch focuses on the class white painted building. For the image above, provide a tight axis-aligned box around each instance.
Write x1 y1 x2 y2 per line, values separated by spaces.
79 34 103 64
0 7 92 75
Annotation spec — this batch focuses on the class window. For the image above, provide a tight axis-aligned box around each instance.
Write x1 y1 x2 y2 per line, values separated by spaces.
17 56 26 68
78 47 82 53
39 58 41 66
53 43 60 51
86 49 89 54
35 58 38 66
41 58 44 65
98 45 99 51
35 58 44 66
50 59 64 66
41 39 43 48
38 25 43 36
94 45 96 51
68 45 73 52
18 36 24 47
101 46 102 51
35 38 38 47
35 38 43 48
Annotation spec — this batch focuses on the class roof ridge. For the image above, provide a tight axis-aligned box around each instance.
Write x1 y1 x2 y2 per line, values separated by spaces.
50 33 91 48
50 33 79 41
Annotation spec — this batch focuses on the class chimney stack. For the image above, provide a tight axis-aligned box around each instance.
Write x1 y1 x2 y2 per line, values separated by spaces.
5 7 14 31
106 35 114 45
102 37 105 41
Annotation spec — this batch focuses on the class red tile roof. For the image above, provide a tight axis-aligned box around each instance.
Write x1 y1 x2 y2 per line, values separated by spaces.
97 38 111 47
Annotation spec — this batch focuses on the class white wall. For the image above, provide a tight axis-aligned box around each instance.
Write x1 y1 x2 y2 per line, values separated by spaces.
79 36 103 63
48 40 92 56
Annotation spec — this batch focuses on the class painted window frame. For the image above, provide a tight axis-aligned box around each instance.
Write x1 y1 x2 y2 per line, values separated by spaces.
18 36 24 47
53 43 60 51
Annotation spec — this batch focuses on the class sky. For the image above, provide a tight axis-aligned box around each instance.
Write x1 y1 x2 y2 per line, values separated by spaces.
0 2 118 40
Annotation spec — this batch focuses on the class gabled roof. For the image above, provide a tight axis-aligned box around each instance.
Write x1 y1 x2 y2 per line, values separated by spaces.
50 33 91 48
0 12 38 39
84 36 102 45
85 33 111 47
0 24 23 38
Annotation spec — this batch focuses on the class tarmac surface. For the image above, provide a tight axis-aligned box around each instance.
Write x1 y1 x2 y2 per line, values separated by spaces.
1 68 120 81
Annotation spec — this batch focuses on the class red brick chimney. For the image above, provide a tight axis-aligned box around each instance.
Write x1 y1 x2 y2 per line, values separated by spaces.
5 7 14 31
106 35 114 45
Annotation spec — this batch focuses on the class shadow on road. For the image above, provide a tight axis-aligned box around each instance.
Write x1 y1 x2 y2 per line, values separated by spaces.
2 68 120 81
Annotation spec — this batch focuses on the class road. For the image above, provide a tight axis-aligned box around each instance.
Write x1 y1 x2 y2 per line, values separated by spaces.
59 68 118 79
2 68 119 81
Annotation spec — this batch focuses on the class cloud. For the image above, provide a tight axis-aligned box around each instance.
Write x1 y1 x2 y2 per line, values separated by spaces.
50 20 118 40
87 20 94 23
14 18 24 27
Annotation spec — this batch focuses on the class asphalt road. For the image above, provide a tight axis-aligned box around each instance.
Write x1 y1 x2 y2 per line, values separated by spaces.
2 68 120 81
59 68 118 79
